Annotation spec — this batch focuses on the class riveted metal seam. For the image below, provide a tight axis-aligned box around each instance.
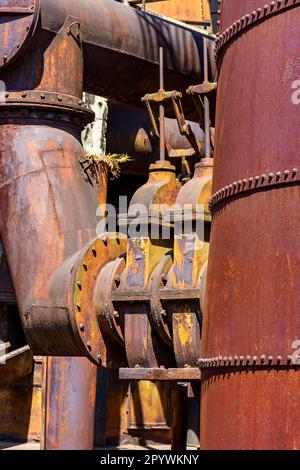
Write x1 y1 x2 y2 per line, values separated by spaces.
215 0 300 59
197 353 298 368
209 168 298 212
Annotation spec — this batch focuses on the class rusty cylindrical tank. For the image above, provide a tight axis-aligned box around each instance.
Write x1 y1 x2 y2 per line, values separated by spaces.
201 0 300 450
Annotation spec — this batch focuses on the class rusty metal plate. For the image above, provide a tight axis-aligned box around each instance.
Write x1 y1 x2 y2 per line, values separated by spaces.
0 0 40 69
44 356 97 450
202 1 300 450
201 369 300 450
218 0 300 39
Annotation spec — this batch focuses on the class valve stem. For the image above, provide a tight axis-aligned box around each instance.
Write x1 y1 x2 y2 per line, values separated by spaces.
159 47 166 162
203 38 211 159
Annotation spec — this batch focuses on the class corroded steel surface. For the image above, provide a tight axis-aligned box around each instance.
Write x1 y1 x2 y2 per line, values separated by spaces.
123 161 180 369
129 381 170 433
0 12 98 359
216 0 300 56
0 346 32 387
43 357 97 450
0 0 216 451
171 388 188 451
37 0 214 112
201 0 300 450
74 234 127 366
103 162 182 445
0 0 40 69
0 121 100 356
0 8 100 451
167 159 213 367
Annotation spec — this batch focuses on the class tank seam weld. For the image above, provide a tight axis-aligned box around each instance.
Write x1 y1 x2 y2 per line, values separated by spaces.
215 0 300 59
197 354 299 368
209 168 298 212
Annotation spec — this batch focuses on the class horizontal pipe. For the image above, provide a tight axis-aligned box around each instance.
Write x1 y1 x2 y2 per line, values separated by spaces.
39 0 215 112
0 0 215 117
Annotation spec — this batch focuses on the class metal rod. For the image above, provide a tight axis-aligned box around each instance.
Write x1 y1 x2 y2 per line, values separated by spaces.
203 38 211 159
159 47 166 162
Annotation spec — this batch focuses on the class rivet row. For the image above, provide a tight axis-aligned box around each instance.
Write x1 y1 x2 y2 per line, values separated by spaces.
197 354 300 368
209 168 298 211
215 0 300 59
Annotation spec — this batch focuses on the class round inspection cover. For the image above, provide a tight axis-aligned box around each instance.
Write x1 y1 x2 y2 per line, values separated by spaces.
0 0 39 69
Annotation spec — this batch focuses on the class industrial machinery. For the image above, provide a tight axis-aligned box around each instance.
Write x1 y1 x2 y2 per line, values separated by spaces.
0 0 216 449
0 0 299 452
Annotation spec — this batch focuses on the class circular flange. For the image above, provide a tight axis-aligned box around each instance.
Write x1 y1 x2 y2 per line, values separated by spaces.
94 256 126 346
72 234 127 366
0 90 94 125
0 0 40 70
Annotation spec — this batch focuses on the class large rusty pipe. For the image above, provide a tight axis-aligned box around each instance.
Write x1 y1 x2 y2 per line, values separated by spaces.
0 0 215 116
201 0 300 450
0 15 99 357
0 4 100 449
40 0 215 107
43 357 97 450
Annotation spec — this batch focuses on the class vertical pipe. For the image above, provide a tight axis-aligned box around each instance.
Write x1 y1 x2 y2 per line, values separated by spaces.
171 389 188 451
0 16 100 450
44 357 97 450
159 47 166 162
203 38 211 159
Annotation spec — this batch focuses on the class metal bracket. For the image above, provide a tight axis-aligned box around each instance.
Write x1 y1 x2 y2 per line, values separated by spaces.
142 89 202 156
187 81 217 120
119 367 201 382
67 20 81 41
